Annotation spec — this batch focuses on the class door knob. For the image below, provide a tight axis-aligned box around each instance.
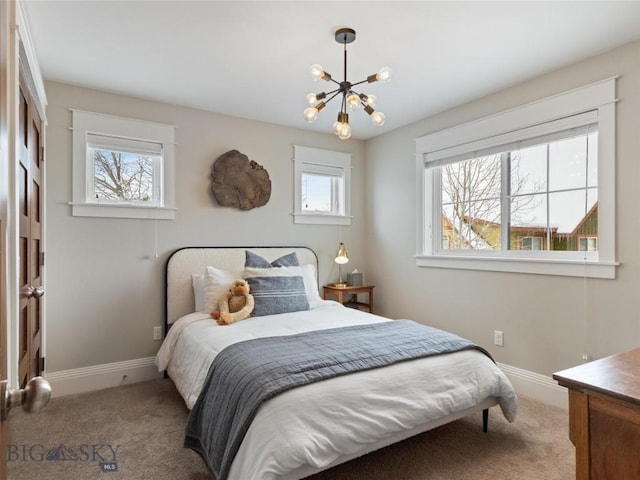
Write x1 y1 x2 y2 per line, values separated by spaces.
31 286 45 298
21 285 44 298
1 376 51 420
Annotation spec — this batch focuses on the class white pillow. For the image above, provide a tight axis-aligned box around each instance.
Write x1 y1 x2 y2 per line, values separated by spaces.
300 264 322 304
202 266 240 313
191 273 206 312
244 264 321 304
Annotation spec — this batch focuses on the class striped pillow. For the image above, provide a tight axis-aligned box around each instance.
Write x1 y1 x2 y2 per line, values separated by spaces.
244 267 309 317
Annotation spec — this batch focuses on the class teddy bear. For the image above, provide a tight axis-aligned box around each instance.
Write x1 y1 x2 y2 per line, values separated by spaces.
211 279 255 325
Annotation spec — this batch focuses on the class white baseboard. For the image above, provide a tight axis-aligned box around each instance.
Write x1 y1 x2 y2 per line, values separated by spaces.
44 357 163 398
43 356 568 409
498 362 568 410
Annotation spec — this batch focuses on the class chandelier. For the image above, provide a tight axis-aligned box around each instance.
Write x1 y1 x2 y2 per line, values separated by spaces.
304 28 391 140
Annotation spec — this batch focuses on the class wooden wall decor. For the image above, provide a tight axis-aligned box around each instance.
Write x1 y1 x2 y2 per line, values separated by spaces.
210 150 271 210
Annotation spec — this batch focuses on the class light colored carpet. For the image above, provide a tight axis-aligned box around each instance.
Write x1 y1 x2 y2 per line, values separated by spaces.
7 379 574 480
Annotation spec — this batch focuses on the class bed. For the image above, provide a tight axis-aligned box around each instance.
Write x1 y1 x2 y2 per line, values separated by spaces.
156 246 519 480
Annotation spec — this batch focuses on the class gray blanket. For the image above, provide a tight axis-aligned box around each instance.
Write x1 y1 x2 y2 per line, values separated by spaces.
184 319 490 480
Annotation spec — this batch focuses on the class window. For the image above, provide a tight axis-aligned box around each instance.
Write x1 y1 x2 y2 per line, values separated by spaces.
293 145 351 225
439 125 597 254
578 237 598 252
416 78 617 278
89 134 160 204
301 168 343 215
522 237 543 251
71 110 176 219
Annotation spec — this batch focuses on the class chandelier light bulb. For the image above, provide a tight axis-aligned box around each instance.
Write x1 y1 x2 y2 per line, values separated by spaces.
346 93 361 111
306 93 318 106
334 112 348 135
364 94 376 107
304 107 319 123
377 66 392 83
371 111 386 127
309 64 326 81
337 123 352 140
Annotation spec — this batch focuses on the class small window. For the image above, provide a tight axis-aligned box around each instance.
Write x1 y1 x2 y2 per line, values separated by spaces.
578 236 598 252
71 110 175 219
301 168 343 216
293 145 351 225
521 237 543 251
88 134 161 204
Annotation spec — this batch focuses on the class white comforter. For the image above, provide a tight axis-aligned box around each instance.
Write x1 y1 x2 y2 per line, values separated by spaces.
156 301 518 480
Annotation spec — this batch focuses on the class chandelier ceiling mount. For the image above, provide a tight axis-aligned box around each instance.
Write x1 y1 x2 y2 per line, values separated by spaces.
304 27 391 140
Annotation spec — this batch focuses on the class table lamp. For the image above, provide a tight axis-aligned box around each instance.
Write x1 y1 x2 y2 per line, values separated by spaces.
334 242 349 287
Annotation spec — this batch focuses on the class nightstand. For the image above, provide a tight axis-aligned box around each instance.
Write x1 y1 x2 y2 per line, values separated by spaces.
323 284 374 313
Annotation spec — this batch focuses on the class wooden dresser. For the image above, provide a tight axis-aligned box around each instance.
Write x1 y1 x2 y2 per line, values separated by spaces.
553 348 640 480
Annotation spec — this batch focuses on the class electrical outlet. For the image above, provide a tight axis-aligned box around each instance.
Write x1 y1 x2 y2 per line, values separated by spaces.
494 330 504 347
153 326 163 341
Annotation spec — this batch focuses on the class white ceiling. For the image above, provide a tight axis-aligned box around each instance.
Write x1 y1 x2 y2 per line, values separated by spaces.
22 1 640 140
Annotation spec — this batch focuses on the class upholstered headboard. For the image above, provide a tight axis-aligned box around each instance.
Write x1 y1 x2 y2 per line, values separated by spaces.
165 246 318 326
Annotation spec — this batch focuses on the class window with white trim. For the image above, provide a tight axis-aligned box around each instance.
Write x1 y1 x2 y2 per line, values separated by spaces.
578 236 598 252
416 78 617 278
71 110 176 219
293 145 351 225
521 237 543 251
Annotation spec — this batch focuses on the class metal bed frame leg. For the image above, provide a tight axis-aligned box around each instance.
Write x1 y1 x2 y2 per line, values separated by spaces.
482 408 489 432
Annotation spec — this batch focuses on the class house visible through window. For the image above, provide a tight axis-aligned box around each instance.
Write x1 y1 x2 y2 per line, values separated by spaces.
71 110 175 219
416 78 617 278
293 145 351 225
439 129 598 253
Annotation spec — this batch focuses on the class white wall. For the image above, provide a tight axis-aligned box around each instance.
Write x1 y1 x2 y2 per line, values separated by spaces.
44 39 640 399
365 39 640 377
44 81 367 374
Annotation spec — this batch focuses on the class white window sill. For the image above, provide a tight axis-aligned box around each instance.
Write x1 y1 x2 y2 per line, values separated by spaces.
70 202 176 220
293 213 352 226
416 254 618 279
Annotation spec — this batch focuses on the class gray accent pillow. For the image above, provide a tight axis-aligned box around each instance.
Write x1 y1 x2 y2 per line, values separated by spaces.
246 276 310 317
245 250 300 268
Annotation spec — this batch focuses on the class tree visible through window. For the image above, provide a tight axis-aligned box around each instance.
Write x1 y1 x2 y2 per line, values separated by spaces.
86 133 162 206
71 110 175 219
441 152 542 250
93 149 156 202
440 132 597 253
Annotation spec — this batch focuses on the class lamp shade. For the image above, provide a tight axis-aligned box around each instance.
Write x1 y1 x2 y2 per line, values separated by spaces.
335 242 349 264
